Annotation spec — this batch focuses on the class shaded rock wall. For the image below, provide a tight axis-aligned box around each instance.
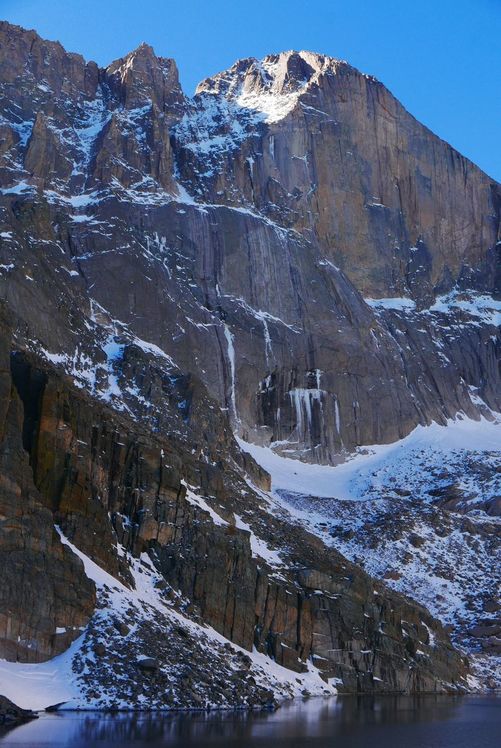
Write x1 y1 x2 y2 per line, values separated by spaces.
1 24 499 462
4 348 468 691
0 311 95 662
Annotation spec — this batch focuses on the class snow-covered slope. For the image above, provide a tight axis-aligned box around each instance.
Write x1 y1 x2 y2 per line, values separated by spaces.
239 415 501 688
0 531 335 711
237 415 500 502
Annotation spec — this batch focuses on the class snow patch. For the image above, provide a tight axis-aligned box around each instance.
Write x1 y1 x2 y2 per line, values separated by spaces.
237 414 501 500
234 515 284 567
365 297 417 311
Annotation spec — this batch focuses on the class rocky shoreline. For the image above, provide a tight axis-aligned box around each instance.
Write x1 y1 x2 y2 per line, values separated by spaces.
0 696 37 729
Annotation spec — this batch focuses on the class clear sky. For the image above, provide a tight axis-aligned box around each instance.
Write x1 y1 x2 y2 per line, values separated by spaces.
2 0 500 181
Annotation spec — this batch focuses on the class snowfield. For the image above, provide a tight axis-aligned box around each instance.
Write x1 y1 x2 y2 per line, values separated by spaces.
237 414 501 501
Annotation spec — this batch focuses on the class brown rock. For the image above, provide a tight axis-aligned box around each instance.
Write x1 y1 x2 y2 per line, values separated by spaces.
0 695 37 726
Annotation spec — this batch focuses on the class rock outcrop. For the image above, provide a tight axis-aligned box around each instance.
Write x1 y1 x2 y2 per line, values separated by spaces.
0 308 95 662
0 695 37 727
0 341 469 692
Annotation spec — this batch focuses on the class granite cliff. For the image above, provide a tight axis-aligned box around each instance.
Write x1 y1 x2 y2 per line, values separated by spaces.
0 22 499 707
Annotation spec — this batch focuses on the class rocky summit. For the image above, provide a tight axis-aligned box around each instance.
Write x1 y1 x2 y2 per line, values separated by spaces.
0 22 499 710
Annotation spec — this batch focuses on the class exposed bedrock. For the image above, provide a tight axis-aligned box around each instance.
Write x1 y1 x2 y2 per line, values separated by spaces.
36 199 500 462
0 310 95 663
0 344 468 691
0 23 499 460
177 52 501 300
0 23 497 695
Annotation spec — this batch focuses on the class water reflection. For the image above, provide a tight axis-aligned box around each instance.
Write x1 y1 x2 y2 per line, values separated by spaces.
1 695 499 747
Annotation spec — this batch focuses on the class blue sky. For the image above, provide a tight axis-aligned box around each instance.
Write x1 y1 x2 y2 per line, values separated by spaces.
2 0 500 180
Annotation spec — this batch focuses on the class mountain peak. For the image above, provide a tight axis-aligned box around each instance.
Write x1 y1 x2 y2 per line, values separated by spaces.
0 21 499 705
132 41 156 56
197 49 349 98
194 49 361 124
105 43 183 110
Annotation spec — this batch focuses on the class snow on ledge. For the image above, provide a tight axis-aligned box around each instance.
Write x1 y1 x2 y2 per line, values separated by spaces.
236 414 501 500
428 293 501 327
364 297 416 311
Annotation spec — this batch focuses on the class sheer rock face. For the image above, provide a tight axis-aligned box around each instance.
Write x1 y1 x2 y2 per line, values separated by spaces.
105 43 183 112
0 26 499 462
182 51 500 301
0 311 95 663
0 23 497 691
0 345 468 691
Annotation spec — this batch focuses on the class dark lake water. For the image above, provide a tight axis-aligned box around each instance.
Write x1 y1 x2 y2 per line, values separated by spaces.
0 696 499 748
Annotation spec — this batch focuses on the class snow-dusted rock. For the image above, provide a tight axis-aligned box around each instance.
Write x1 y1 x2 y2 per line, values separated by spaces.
0 21 499 702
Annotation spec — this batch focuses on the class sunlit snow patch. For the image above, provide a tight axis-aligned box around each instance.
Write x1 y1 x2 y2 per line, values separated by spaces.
236 414 500 500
